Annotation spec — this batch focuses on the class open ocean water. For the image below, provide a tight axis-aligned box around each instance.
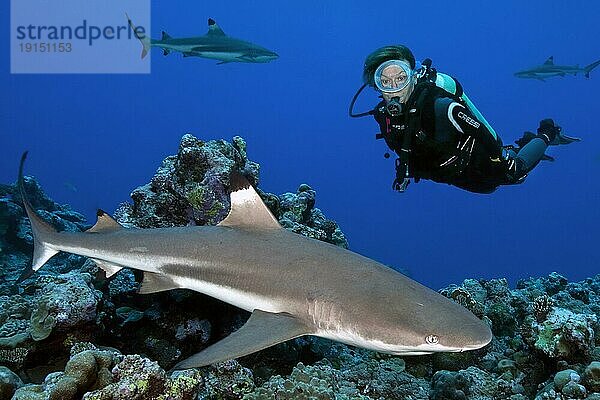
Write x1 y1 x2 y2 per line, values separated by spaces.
1 0 598 316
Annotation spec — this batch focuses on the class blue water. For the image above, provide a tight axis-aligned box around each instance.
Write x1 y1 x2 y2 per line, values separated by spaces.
1 0 598 290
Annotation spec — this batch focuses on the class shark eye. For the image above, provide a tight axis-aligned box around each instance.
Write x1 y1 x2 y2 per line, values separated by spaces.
425 334 439 344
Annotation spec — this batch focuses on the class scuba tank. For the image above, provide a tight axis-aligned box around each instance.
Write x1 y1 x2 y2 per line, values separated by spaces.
432 72 498 141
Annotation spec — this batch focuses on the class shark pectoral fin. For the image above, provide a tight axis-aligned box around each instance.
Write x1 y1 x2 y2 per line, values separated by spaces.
163 49 171 56
139 272 180 294
92 259 123 278
217 172 281 230
173 310 311 370
87 210 124 233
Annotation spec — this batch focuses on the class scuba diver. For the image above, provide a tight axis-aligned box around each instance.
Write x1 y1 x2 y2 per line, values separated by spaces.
349 45 580 193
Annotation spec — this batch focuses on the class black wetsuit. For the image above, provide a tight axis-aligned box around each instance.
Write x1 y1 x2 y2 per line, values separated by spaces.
374 87 548 193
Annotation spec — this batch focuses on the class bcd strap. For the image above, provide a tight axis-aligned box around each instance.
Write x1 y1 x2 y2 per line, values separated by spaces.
392 84 430 192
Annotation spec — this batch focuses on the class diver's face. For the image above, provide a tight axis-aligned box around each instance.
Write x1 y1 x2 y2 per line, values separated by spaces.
379 64 415 103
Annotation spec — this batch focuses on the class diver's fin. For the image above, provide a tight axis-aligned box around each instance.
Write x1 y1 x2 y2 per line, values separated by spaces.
513 130 579 147
218 172 281 230
173 310 311 369
18 152 59 272
541 154 555 162
544 56 554 65
92 259 123 278
161 31 172 40
206 18 226 36
87 210 123 233
139 272 180 294
550 132 581 146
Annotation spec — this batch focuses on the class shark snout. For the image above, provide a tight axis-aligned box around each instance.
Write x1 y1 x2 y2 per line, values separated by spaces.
462 320 493 350
258 50 278 62
430 302 493 352
425 320 491 353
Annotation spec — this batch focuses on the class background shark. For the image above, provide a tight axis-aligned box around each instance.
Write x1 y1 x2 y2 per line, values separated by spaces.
126 15 278 64
18 154 491 369
514 56 600 80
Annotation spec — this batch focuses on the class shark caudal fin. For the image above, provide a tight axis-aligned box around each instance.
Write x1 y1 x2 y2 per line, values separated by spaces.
126 13 151 59
18 152 59 277
584 59 600 78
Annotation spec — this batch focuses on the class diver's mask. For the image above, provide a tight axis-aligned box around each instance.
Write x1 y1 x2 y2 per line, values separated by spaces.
374 60 415 93
374 60 415 116
348 59 416 118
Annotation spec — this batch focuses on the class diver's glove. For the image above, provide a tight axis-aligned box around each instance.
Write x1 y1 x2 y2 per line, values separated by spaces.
392 176 410 192
536 118 561 145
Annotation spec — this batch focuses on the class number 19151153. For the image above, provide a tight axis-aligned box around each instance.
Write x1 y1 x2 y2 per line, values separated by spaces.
19 42 72 53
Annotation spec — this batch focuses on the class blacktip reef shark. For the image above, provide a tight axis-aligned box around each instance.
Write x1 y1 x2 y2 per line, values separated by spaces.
126 15 278 64
514 56 600 81
17 153 491 370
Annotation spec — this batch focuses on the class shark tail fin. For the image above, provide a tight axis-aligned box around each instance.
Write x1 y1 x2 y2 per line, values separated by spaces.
126 13 151 59
584 59 600 78
18 152 59 276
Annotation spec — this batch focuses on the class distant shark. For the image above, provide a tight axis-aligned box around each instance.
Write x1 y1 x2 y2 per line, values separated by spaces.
126 15 278 64
514 56 600 81
18 153 491 369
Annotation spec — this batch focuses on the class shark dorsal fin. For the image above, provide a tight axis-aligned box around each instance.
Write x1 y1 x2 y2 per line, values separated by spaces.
87 209 124 233
207 18 226 36
161 31 172 40
218 173 281 230
544 56 554 65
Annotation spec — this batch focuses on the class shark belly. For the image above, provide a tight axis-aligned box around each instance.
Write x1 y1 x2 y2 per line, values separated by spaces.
168 272 284 314
193 51 243 61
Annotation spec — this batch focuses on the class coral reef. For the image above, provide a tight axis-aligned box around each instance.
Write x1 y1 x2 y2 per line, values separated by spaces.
12 344 120 400
277 184 348 248
113 134 347 247
0 365 22 400
0 135 598 399
0 180 88 296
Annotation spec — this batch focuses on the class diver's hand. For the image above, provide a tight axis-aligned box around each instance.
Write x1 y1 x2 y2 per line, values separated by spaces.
392 177 410 192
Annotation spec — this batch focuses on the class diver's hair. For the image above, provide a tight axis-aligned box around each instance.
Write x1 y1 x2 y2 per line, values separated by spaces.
362 45 416 87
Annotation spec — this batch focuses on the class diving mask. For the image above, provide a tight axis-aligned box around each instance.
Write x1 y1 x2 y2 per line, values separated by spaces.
374 60 415 93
